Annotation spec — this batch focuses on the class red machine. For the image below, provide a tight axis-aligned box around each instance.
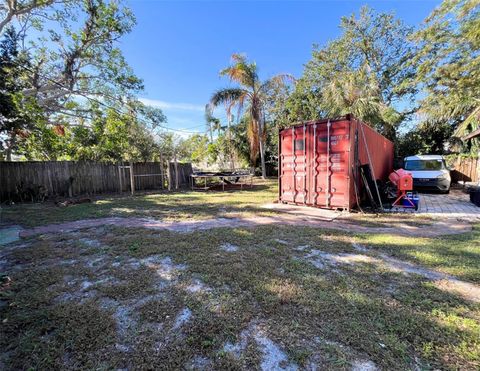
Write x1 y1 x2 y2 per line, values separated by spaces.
388 169 418 209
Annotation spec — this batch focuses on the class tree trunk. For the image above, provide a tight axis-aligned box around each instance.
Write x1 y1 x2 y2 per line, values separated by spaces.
174 153 179 190
228 116 235 171
257 119 266 179
5 147 12 162
5 133 16 161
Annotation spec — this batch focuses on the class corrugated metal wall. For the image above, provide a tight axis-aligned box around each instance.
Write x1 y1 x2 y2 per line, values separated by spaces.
279 116 394 210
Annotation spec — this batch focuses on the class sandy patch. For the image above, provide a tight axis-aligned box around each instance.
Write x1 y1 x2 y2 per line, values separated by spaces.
220 243 239 252
223 322 298 370
351 359 378 371
141 255 187 281
185 278 211 294
303 249 480 303
172 308 192 330
18 214 472 239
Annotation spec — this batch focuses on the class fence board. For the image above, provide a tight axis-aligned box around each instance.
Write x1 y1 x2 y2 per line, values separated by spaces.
168 162 193 189
447 157 479 184
0 161 192 202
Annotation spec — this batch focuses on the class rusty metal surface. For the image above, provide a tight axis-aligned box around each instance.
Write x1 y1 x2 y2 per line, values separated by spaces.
279 116 394 210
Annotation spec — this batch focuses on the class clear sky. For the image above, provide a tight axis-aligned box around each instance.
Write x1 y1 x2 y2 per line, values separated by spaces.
121 0 442 135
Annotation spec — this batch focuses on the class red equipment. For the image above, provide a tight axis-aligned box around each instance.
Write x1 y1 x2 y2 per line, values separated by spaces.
388 169 416 209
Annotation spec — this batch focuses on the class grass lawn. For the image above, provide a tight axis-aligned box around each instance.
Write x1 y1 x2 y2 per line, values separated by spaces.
1 179 435 228
0 180 279 227
1 180 479 370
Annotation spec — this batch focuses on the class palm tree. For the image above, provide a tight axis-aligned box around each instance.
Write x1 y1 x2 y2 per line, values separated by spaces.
322 66 402 140
204 104 222 143
209 54 292 179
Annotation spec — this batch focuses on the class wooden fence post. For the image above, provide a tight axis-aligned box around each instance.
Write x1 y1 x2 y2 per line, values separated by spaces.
167 161 172 191
174 154 179 190
118 163 123 193
477 156 480 183
129 161 135 195
159 153 165 189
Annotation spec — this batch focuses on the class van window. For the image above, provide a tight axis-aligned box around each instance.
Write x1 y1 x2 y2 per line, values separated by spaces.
404 159 445 171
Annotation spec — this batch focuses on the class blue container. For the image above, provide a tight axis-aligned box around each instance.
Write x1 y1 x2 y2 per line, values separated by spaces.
402 192 419 209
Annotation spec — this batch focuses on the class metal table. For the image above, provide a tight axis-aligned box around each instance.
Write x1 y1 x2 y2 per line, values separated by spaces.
190 171 254 191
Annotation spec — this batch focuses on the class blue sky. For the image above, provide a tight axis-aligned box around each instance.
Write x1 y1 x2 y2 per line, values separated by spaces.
122 0 442 135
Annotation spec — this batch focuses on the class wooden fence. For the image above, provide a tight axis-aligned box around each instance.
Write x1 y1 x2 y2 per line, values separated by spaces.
447 156 479 184
0 161 193 203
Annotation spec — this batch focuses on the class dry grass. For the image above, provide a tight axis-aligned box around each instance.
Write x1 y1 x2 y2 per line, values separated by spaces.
1 223 479 370
1 181 479 369
1 179 279 227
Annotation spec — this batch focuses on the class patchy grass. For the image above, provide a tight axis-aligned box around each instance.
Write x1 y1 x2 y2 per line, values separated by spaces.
343 212 436 228
1 179 279 227
1 224 479 370
357 224 480 283
1 178 443 229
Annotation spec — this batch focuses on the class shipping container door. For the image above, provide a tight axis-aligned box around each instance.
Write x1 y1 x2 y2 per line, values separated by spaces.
279 125 308 203
312 121 351 208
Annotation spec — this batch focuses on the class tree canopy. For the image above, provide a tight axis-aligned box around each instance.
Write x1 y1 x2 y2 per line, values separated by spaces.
412 0 480 152
2 0 479 167
283 6 417 141
0 0 172 162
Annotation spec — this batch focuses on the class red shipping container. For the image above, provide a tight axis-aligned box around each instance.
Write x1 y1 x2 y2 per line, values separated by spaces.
278 115 394 210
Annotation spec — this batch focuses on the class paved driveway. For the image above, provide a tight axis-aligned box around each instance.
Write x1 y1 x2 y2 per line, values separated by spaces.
393 188 480 219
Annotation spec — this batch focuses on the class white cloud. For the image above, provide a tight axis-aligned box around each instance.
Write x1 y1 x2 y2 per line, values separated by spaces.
139 98 204 112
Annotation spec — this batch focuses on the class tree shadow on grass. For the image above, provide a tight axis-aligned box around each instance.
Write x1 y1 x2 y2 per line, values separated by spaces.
99 225 480 370
355 227 480 284
1 224 479 370
1 184 277 227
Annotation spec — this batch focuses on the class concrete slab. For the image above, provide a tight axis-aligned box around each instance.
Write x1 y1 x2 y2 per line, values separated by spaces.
261 203 342 221
0 225 23 246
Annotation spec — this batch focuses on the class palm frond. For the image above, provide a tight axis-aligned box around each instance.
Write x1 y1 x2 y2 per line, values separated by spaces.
210 88 246 107
260 73 296 93
453 103 480 138
230 53 247 64
210 88 248 120
219 53 258 88
204 104 214 123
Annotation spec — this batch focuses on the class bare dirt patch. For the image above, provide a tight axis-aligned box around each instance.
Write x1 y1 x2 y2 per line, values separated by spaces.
2 223 479 370
223 322 299 371
301 246 480 303
17 214 472 239
220 243 239 252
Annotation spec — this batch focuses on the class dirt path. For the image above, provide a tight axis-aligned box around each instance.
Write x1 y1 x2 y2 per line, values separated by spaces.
18 215 471 238
303 247 480 303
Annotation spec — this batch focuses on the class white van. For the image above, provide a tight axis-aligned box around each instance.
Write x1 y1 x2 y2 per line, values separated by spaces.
403 155 451 193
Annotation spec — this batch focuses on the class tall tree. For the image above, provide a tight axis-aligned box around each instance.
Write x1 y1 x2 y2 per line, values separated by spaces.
290 6 417 140
1 0 142 118
204 104 222 143
0 26 43 160
209 53 291 178
413 0 480 151
0 0 168 161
